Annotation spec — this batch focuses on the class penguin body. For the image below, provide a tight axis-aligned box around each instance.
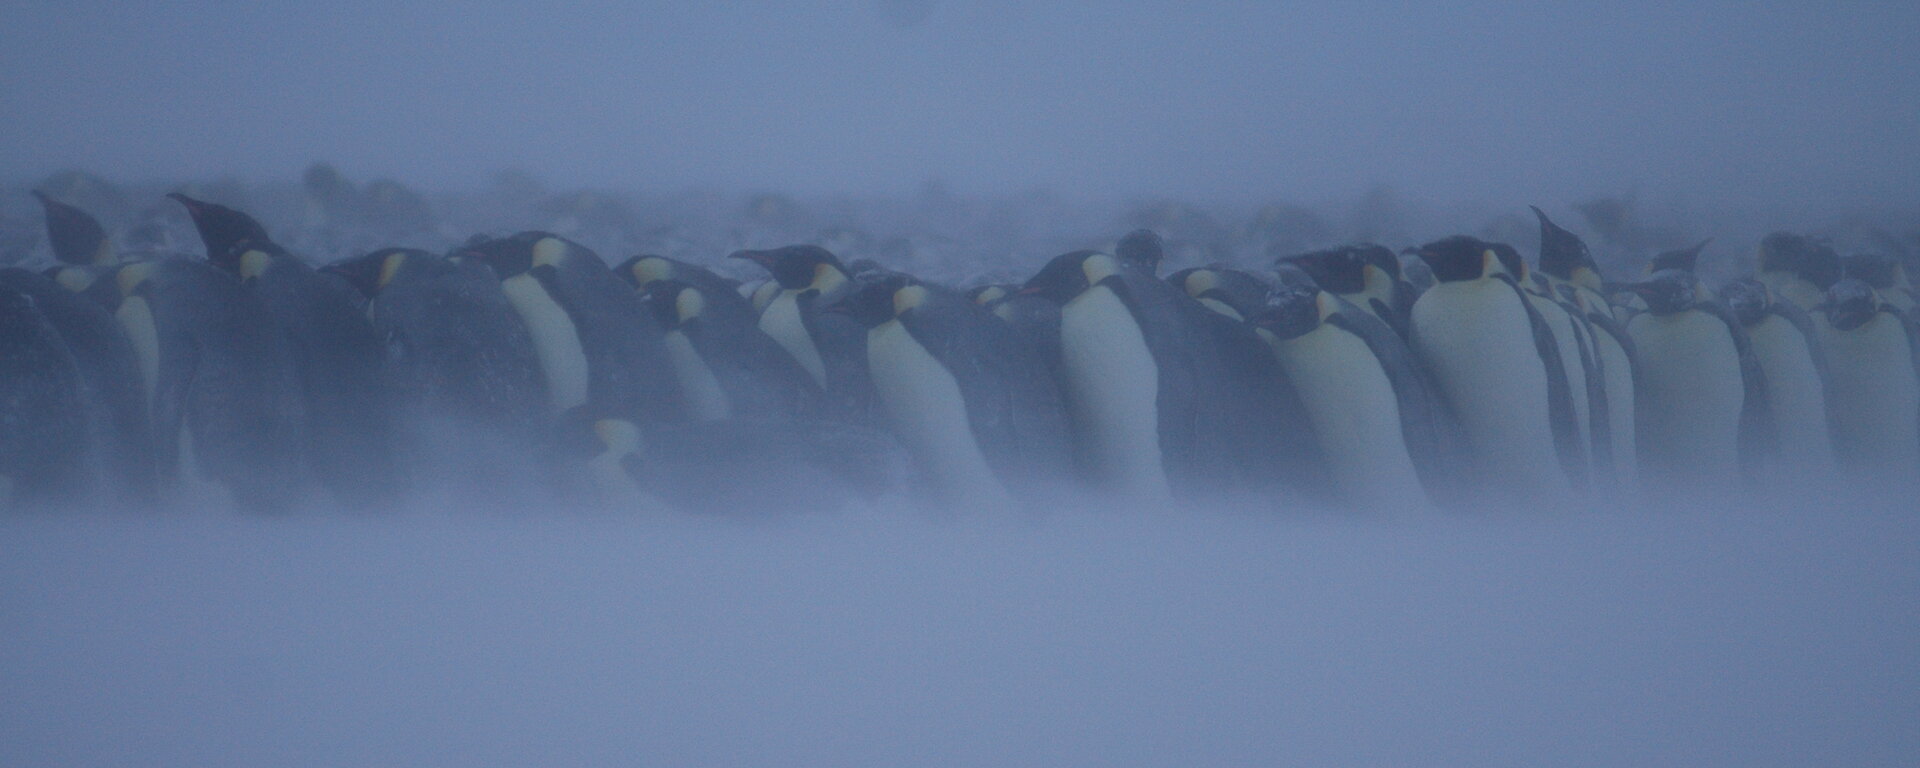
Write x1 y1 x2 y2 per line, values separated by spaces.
1249 279 1442 510
1625 270 1771 489
836 276 1071 507
1816 279 1920 476
99 259 306 511
0 283 91 507
464 232 682 425
0 268 155 504
172 195 402 507
1408 237 1581 497
1530 206 1638 494
1722 278 1835 477
732 246 874 424
637 279 823 422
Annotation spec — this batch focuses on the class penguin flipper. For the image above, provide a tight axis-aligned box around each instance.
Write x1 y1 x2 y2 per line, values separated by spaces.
1509 278 1587 490
1704 300 1776 480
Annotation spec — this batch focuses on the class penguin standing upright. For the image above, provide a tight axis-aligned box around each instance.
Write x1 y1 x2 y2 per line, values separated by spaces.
1408 236 1583 498
33 190 119 268
1496 242 1605 492
1815 278 1920 477
1720 278 1835 478
461 232 683 426
1531 207 1637 493
0 283 90 507
1757 233 1841 313
323 248 551 493
172 194 402 507
1625 269 1772 490
1281 244 1418 339
832 274 1071 509
85 259 307 512
1246 267 1446 510
730 246 874 424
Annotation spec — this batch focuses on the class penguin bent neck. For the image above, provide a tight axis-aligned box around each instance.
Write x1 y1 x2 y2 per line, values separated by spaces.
499 273 589 412
1411 277 1565 492
866 318 1010 509
759 291 827 387
1263 320 1424 509
663 329 732 421
1628 310 1745 480
1058 283 1169 501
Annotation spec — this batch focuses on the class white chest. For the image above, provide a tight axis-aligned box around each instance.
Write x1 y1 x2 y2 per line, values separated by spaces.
1819 314 1920 467
1628 311 1744 474
500 273 589 413
1410 280 1561 485
759 292 826 387
1746 315 1832 467
1270 325 1423 508
1059 286 1167 498
867 320 1006 505
664 330 731 421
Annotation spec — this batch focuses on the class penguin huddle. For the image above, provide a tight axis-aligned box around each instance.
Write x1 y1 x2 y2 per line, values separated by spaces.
4 191 1917 515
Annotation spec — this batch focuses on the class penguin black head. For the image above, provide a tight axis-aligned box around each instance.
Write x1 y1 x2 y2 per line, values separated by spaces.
1115 229 1164 275
729 245 845 291
1842 252 1902 291
323 248 425 299
1169 266 1272 319
636 279 702 331
1758 232 1841 289
1530 206 1599 284
1020 250 1116 305
1414 236 1501 284
168 193 275 273
1628 270 1698 315
1281 246 1366 294
1649 239 1713 275
1246 284 1325 341
32 191 112 266
1821 278 1882 331
826 273 918 328
458 231 576 280
1719 278 1773 327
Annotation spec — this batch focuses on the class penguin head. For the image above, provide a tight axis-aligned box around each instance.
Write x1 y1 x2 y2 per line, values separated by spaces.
1115 229 1164 275
1648 239 1713 275
1821 278 1882 331
323 248 423 299
1628 270 1698 315
1415 236 1504 284
168 193 274 274
616 254 677 290
827 273 918 328
729 245 845 291
1170 266 1271 320
1281 247 1364 294
458 231 577 280
1246 284 1327 341
1020 250 1116 305
1758 232 1841 290
1719 278 1774 327
1530 205 1599 285
636 279 703 331
32 191 114 266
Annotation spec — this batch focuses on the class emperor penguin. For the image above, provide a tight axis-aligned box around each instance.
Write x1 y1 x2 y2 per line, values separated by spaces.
1166 266 1273 320
0 268 156 505
32 190 119 268
968 283 1062 368
1245 268 1446 511
323 248 550 494
1021 250 1316 503
1496 241 1610 493
1814 278 1920 478
171 194 403 507
730 245 875 424
1842 253 1918 315
636 278 824 422
87 259 307 512
1720 278 1836 479
1757 232 1841 313
1531 206 1637 493
831 274 1071 509
1408 236 1584 498
1281 244 1418 339
614 254 750 316
0 283 91 508
460 232 683 425
1624 269 1772 491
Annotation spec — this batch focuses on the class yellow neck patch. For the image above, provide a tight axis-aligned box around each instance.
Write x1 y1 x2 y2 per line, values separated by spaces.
811 263 847 293
1183 269 1219 300
631 257 671 287
1082 253 1119 285
974 286 1007 306
378 251 408 290
90 239 117 266
533 237 568 268
53 267 96 293
892 284 929 317
116 262 154 297
675 287 706 323
239 250 273 281
593 419 645 456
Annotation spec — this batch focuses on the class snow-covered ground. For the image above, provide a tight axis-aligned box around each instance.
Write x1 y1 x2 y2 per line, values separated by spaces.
4 497 1916 766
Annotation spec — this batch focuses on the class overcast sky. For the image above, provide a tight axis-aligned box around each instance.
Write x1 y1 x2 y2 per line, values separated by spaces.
4 1 1917 208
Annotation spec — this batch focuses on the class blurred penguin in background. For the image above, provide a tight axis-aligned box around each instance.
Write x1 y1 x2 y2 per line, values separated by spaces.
1815 278 1920 481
